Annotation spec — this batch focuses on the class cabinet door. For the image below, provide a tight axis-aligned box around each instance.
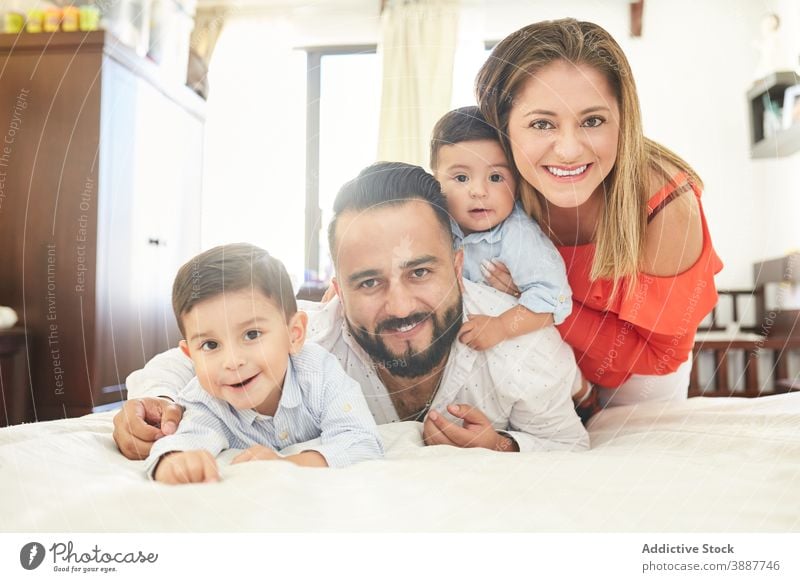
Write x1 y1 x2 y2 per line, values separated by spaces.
129 70 202 357
94 55 203 404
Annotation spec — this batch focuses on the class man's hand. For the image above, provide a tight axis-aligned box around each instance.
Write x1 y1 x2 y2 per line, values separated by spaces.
422 404 519 452
458 314 507 351
231 445 282 464
112 398 184 460
154 450 219 484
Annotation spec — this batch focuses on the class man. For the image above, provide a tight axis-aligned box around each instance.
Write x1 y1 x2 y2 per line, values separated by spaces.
113 162 588 459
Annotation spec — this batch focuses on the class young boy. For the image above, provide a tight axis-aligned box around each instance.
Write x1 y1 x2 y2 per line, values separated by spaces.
430 105 572 351
145 243 383 484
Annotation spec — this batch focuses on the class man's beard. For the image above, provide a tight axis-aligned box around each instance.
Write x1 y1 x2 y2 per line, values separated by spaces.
348 297 463 379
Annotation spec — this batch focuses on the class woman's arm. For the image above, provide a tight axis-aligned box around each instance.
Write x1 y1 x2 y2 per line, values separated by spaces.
642 185 703 277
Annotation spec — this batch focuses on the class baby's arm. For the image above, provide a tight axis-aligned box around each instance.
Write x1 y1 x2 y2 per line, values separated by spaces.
461 211 571 350
459 306 553 351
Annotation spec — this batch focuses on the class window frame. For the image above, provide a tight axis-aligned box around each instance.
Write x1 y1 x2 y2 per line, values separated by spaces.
304 44 377 279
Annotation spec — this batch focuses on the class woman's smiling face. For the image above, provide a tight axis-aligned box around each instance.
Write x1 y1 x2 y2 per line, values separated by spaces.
507 60 620 209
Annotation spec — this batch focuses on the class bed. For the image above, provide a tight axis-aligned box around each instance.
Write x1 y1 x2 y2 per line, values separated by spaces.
2 394 799 532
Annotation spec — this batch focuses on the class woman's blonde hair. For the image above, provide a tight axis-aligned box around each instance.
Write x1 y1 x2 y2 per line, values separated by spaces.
475 18 701 293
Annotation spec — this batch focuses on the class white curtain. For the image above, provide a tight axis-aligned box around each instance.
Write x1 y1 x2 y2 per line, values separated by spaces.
191 7 230 64
378 0 460 167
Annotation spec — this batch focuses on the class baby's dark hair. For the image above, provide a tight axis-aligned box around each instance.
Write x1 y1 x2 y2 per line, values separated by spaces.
172 243 297 337
430 105 502 170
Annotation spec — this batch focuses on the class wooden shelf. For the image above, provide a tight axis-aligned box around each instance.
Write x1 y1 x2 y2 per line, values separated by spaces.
751 122 800 158
747 70 800 159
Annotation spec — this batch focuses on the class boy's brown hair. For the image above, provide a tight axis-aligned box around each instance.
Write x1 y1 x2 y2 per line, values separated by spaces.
172 243 297 337
429 105 502 171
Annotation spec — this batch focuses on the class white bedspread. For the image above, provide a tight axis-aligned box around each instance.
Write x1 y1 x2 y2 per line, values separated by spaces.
1 394 799 532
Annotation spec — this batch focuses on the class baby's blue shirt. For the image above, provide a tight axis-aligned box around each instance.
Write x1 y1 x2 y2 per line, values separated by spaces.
452 203 573 325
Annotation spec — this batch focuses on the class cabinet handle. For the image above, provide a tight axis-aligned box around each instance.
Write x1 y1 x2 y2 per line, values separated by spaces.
148 238 161 246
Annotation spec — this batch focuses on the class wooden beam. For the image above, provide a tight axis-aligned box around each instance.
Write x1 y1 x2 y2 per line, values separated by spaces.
631 0 644 37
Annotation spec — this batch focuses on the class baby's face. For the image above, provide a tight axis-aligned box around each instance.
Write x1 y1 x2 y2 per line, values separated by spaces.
179 289 301 416
435 139 517 235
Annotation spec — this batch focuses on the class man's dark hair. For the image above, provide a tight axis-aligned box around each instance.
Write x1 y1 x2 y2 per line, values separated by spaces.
429 105 501 170
327 162 452 263
172 243 297 337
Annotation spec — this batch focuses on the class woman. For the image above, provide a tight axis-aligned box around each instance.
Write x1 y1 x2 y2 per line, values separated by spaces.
475 19 722 414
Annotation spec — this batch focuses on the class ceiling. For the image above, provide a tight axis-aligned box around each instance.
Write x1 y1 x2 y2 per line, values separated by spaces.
196 0 379 10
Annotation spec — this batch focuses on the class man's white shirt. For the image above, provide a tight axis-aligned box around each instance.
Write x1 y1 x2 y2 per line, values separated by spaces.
126 279 589 452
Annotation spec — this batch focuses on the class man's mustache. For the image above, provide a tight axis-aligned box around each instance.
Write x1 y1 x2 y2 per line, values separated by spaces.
375 312 431 335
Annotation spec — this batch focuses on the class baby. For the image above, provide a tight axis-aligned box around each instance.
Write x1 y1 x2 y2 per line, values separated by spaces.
430 106 572 350
145 243 383 484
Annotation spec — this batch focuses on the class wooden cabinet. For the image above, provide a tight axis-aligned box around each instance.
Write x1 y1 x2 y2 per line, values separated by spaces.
0 32 204 421
0 328 27 427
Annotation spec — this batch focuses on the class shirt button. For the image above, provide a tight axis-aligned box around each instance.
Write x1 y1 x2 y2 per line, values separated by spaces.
558 295 566 303
279 431 289 440
343 403 352 413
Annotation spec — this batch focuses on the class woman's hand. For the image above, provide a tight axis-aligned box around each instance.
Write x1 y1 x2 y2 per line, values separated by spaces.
320 285 337 303
480 259 521 298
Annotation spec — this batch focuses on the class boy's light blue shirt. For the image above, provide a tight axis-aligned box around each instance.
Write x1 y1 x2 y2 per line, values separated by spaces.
144 342 383 477
452 203 573 325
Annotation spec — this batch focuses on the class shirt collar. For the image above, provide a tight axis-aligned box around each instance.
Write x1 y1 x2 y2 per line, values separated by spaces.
237 356 301 426
450 216 504 245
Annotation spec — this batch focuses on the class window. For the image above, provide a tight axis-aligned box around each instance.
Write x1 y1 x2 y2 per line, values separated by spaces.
202 19 307 287
306 47 381 283
305 44 493 282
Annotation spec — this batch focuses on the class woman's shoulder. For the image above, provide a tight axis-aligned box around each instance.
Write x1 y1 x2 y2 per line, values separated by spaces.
641 163 704 278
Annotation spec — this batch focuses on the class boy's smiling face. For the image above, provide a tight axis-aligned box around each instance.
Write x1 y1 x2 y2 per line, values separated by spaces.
179 289 307 416
434 139 517 235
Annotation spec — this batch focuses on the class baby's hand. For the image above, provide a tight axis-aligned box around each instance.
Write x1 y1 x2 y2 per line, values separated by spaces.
154 450 219 485
231 445 282 464
458 314 507 351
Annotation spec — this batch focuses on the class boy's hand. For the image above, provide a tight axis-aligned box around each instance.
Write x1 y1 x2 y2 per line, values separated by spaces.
423 404 518 452
458 314 506 351
231 445 282 464
113 397 185 460
154 451 219 484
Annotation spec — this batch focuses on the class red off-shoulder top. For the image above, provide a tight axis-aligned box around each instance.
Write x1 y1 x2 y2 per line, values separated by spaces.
556 172 724 388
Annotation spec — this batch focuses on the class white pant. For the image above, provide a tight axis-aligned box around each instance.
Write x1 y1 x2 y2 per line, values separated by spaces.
595 354 693 408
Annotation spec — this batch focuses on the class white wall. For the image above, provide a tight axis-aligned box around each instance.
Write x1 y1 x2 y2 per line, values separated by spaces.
750 0 800 266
